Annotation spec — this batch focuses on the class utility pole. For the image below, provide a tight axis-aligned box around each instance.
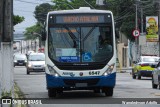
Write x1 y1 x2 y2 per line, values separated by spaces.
0 0 14 106
21 40 22 53
0 0 3 98
158 0 160 57
140 8 143 34
154 0 160 57
157 0 160 57
135 1 138 61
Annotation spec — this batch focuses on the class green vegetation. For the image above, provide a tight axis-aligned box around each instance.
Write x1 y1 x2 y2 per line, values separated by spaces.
1 90 12 98
1 83 26 107
34 3 53 24
13 15 24 26
14 82 26 107
25 3 53 40
24 0 157 41
24 23 42 40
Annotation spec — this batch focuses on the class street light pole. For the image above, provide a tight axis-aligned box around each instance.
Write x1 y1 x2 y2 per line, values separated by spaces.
135 4 138 30
32 32 42 49
21 40 22 53
140 8 143 34
157 0 160 57
0 0 14 105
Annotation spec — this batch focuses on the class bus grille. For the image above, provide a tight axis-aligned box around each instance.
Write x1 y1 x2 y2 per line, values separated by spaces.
63 78 99 86
57 65 105 70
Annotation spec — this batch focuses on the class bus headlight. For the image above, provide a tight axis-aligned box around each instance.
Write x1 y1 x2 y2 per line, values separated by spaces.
47 64 59 77
103 63 115 76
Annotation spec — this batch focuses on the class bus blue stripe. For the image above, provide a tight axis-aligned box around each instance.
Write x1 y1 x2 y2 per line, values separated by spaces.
46 72 116 88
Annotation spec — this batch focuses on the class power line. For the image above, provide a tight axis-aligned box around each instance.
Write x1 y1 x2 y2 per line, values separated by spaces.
14 9 33 13
14 0 41 5
83 0 95 9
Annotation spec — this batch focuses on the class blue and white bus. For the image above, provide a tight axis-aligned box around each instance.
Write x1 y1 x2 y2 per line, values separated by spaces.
43 7 116 97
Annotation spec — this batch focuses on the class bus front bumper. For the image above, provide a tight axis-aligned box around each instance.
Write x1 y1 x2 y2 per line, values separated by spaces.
46 72 116 89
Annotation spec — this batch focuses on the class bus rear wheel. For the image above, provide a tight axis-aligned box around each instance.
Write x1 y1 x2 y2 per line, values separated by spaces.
103 87 113 96
48 89 57 98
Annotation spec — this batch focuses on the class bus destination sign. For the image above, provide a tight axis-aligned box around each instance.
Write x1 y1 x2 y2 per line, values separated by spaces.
54 15 109 24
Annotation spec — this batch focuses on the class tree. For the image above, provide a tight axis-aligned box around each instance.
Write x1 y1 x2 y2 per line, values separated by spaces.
101 0 156 41
52 0 98 10
24 23 41 40
34 3 53 24
25 3 54 40
13 15 24 26
26 0 157 41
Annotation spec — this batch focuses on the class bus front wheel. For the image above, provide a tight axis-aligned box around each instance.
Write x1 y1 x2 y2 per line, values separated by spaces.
48 89 56 98
103 87 113 96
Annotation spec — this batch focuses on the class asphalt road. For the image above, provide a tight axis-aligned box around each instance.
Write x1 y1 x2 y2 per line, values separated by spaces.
14 66 160 107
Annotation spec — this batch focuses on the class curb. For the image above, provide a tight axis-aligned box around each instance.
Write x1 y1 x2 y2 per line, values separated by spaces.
117 68 132 73
14 82 27 107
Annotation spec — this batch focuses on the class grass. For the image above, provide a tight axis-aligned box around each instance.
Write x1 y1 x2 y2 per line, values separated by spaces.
14 82 27 107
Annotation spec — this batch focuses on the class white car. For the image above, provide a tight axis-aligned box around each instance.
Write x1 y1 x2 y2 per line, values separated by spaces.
152 61 160 89
26 53 45 74
13 53 27 67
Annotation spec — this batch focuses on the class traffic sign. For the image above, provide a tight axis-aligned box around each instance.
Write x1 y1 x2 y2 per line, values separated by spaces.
132 29 140 38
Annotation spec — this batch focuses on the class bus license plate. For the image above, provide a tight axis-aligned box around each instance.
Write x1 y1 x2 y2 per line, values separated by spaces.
75 83 87 87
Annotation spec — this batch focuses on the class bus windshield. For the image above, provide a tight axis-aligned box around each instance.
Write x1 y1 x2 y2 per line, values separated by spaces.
48 25 113 63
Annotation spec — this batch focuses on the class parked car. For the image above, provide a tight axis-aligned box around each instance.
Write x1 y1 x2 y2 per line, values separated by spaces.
13 53 27 67
151 62 160 89
132 56 159 79
26 53 45 74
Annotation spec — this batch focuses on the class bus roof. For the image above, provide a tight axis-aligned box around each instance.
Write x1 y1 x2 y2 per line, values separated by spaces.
48 7 112 15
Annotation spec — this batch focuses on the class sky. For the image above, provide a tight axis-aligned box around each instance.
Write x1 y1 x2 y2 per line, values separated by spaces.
13 0 53 34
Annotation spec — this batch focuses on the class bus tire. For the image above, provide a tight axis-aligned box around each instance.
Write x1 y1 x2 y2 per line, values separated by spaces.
103 87 113 96
48 89 56 98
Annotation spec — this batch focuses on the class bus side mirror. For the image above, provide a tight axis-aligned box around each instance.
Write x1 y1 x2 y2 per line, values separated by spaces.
41 31 46 41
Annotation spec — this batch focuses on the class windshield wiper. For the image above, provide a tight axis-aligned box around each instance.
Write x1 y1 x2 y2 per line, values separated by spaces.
63 25 79 48
82 27 95 42
63 25 78 41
